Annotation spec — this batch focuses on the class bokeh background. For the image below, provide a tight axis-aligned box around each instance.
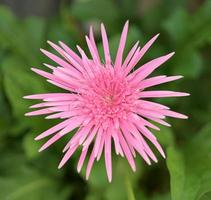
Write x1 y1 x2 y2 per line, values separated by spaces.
0 0 211 199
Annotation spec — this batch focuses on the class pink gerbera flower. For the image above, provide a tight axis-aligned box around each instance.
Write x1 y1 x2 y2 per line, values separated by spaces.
24 21 189 182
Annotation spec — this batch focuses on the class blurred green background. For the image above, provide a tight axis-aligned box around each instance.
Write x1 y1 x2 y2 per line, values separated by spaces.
0 0 211 199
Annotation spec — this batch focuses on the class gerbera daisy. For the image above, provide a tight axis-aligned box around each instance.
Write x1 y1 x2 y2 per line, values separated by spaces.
24 21 189 182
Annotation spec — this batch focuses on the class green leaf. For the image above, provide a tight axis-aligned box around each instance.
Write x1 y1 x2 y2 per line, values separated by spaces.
0 152 71 200
166 147 185 200
2 56 47 117
0 6 49 65
105 158 142 200
167 124 211 200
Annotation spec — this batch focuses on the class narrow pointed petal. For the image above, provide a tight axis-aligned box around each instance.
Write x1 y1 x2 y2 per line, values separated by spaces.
58 144 78 168
139 91 190 98
122 41 139 68
96 133 105 161
158 110 188 119
118 131 136 171
86 151 95 180
59 41 82 64
35 119 71 140
114 21 129 70
139 75 183 89
77 148 88 172
136 33 160 61
59 117 85 136
94 127 103 157
25 108 53 116
146 116 171 127
24 93 73 100
39 133 62 152
128 52 175 84
124 34 160 74
124 47 141 75
137 100 169 110
85 36 101 65
40 49 76 71
89 26 99 55
105 132 112 182
101 23 111 65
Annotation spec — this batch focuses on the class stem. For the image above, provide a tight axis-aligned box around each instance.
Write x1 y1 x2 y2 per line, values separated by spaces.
125 175 136 200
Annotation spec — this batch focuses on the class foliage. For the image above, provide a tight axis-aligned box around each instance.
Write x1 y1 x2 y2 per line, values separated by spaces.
0 0 211 199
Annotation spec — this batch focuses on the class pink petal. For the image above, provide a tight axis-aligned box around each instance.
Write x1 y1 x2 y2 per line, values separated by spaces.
121 121 151 165
58 41 82 64
39 133 62 152
96 133 105 161
135 108 165 119
111 129 124 156
25 108 53 116
123 46 141 75
128 52 175 84
137 99 169 110
118 131 136 171
137 125 165 158
86 150 95 180
158 110 188 119
58 143 78 168
139 75 183 89
47 41 82 70
83 126 98 149
77 148 88 172
139 91 190 98
85 36 101 65
124 34 160 74
122 41 139 68
31 68 74 91
114 21 129 70
24 93 72 100
89 26 101 61
93 127 103 157
35 118 71 140
104 131 112 182
101 23 111 65
136 33 160 62
40 49 81 74
146 116 171 127
59 116 85 136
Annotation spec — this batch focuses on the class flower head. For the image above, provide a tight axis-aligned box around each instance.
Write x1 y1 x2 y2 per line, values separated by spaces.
24 21 189 182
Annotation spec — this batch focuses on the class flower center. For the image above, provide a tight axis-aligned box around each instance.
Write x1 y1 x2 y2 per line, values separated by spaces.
79 69 137 126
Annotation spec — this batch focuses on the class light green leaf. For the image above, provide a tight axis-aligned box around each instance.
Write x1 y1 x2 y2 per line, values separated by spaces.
166 147 185 200
0 6 38 63
0 152 71 200
167 124 211 200
2 56 47 117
